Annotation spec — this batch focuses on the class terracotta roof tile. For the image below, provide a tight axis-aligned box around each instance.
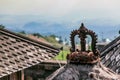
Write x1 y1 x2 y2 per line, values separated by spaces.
0 28 59 78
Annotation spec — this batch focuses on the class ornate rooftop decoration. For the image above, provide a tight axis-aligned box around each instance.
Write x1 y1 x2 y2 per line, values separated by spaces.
67 23 100 64
47 24 120 80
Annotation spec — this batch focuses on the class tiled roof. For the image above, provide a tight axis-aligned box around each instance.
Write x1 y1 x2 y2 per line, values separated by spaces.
0 28 59 78
27 34 52 45
100 36 120 73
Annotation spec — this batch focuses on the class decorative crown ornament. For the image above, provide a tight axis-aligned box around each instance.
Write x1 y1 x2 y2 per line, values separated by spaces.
67 23 100 64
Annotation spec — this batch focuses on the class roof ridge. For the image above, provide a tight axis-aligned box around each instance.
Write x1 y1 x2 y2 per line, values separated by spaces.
0 28 59 53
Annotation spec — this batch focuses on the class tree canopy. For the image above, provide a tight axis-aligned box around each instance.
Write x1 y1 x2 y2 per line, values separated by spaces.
0 25 5 29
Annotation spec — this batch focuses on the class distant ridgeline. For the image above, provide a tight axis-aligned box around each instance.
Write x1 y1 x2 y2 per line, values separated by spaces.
4 21 120 42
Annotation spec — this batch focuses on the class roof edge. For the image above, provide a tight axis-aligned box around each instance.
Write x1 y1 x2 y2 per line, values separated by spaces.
100 36 120 57
0 28 60 53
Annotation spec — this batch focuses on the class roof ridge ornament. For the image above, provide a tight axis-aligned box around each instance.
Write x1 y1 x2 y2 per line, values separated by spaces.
67 23 100 64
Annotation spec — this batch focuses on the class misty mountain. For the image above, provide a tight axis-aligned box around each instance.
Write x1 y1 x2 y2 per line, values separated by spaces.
22 21 70 34
22 22 120 40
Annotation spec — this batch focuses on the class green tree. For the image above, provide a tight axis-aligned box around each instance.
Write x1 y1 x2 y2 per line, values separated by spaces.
58 36 63 44
49 34 56 39
0 24 5 29
19 31 26 34
32 33 43 38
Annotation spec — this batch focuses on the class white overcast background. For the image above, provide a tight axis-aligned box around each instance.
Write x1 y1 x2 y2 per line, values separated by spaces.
0 0 120 39
0 0 120 21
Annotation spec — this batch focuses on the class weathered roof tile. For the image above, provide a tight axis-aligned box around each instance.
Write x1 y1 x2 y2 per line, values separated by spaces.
101 36 120 73
0 28 59 78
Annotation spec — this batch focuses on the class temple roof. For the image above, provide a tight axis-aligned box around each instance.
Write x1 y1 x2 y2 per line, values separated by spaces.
0 28 59 78
101 36 120 73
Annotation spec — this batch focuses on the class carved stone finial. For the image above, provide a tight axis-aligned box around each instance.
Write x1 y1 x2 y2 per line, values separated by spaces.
81 23 84 27
67 23 100 64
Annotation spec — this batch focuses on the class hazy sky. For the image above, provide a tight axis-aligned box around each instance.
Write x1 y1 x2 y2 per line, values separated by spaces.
0 0 120 22
0 0 120 39
0 0 120 29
